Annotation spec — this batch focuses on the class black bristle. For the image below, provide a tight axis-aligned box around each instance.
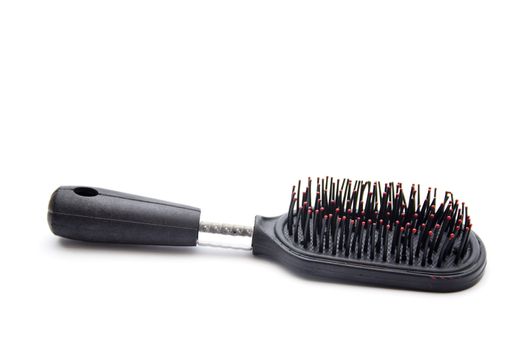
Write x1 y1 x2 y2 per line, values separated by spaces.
382 224 389 262
363 219 371 255
375 219 383 254
391 220 400 255
369 222 375 260
350 218 359 253
312 209 319 247
344 219 354 257
421 230 431 267
427 230 436 265
408 228 416 265
395 227 404 263
302 208 311 249
296 180 301 216
319 215 327 253
401 224 409 262
415 223 426 258
458 225 472 260
287 187 296 236
338 216 346 251
437 233 455 267
331 216 339 256
357 221 365 259
293 206 301 243
324 215 331 251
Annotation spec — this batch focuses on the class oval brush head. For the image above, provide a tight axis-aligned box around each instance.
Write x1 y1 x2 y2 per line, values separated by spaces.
252 178 486 292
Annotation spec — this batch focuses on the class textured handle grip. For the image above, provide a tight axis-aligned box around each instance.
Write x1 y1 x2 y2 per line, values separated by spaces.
48 186 201 246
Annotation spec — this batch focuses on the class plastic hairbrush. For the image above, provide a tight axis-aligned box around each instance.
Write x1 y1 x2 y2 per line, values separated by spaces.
47 178 486 292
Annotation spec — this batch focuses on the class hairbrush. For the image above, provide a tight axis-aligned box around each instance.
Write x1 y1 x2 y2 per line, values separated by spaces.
47 178 486 292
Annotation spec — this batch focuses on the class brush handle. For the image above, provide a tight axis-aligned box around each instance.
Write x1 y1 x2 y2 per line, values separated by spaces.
48 186 201 246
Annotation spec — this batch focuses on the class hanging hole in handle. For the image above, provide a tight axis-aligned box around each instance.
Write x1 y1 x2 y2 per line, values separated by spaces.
73 187 99 197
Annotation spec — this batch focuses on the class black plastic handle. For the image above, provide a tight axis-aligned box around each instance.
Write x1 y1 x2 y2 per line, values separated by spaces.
48 186 201 246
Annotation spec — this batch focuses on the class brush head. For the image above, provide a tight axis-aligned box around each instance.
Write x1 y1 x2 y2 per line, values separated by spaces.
252 177 486 292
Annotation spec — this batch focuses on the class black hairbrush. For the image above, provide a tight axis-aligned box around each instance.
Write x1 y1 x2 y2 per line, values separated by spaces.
47 178 486 292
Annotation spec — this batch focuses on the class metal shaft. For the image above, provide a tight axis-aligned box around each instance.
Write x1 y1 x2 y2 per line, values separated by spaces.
199 221 253 237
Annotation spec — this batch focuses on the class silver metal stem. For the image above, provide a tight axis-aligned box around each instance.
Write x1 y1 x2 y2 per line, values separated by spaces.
199 221 253 237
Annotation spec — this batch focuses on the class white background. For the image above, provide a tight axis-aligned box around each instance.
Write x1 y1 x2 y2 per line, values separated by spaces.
1 1 523 349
